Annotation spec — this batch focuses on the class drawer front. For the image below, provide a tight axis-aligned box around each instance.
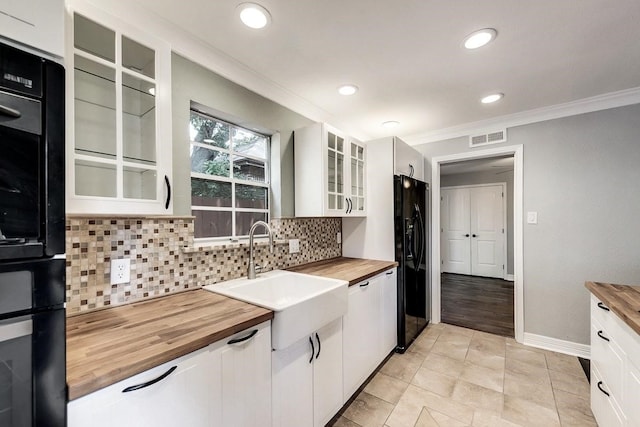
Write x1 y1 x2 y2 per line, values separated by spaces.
591 295 617 336
591 363 625 427
591 319 625 400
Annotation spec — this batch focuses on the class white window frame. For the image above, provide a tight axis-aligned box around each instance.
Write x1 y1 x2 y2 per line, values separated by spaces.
189 109 270 242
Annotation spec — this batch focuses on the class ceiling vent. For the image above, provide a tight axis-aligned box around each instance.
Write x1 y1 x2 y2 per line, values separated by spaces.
469 129 507 148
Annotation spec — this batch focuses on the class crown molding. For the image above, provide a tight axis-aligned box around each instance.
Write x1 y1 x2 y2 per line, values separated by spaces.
403 86 640 145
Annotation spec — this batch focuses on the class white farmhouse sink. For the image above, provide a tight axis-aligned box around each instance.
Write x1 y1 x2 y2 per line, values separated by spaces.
203 270 348 349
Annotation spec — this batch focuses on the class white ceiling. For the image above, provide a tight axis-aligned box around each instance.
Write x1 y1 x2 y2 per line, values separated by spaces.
128 0 640 143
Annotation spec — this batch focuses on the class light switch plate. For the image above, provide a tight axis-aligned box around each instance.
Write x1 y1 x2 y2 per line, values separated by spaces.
110 258 130 284
288 239 300 254
527 211 538 224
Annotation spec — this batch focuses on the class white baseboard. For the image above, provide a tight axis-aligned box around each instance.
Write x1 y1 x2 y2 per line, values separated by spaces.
505 274 514 281
523 333 590 359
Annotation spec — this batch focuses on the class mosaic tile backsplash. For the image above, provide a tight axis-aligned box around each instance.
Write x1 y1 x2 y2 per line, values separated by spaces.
65 216 342 315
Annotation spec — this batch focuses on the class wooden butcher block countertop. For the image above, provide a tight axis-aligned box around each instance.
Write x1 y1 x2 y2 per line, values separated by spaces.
66 289 273 401
288 257 398 286
585 281 640 336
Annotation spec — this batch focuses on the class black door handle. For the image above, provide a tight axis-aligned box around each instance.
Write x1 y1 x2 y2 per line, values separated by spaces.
164 175 171 209
122 366 177 392
315 333 321 359
597 381 610 397
409 164 414 178
309 336 315 364
227 329 258 345
360 281 370 287
386 270 393 275
464 234 470 237
597 330 610 342
597 302 610 312
472 234 478 237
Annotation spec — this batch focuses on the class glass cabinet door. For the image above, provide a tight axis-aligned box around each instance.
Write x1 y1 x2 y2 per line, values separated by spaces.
326 131 345 212
68 9 170 214
350 142 365 213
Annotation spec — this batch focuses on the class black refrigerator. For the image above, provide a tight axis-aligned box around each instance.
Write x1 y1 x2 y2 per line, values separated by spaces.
394 175 429 352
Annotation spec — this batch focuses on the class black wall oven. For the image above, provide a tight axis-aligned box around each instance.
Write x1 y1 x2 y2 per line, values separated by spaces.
0 42 65 261
0 40 66 427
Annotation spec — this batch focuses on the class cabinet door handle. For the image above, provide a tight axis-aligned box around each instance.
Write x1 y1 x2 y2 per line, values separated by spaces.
596 330 610 342
227 329 258 345
315 332 321 359
0 104 21 119
464 234 470 237
309 336 315 364
360 281 370 287
164 175 171 210
472 234 478 238
597 302 610 312
597 381 610 397
386 270 393 275
122 366 177 393
409 164 414 178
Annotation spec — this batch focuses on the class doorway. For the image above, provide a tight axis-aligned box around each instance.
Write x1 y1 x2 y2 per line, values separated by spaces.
431 145 524 343
441 183 507 279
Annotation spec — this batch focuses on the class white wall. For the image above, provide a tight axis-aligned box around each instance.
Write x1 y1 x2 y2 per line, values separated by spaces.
416 103 640 346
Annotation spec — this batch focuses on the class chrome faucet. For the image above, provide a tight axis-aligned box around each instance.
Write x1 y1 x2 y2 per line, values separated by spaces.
247 221 274 279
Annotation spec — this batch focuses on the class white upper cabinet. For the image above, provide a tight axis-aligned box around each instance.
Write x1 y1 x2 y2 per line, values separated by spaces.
394 137 424 181
294 123 366 217
0 0 64 57
65 2 172 214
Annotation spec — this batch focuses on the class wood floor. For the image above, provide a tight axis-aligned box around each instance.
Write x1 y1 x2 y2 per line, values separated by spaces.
441 273 514 337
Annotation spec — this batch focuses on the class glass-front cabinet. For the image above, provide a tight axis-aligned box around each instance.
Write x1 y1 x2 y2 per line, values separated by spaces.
294 123 366 217
66 3 172 214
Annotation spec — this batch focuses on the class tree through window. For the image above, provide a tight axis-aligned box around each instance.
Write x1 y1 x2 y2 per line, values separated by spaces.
189 109 269 239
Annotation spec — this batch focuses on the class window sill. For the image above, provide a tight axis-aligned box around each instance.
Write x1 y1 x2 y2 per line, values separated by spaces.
181 238 289 254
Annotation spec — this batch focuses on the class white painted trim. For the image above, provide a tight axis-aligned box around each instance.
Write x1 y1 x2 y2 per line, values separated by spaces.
505 274 514 282
440 182 508 279
523 333 591 359
406 87 640 145
431 145 524 343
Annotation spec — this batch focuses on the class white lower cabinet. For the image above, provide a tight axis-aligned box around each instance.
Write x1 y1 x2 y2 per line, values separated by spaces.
68 321 271 427
272 318 343 427
213 322 272 427
590 295 640 427
343 268 397 399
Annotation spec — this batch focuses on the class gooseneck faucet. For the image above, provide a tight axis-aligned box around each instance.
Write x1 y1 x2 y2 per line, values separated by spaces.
247 221 274 279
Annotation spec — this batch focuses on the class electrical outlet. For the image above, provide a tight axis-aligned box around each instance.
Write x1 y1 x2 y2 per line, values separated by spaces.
110 258 130 285
336 232 342 244
288 239 300 254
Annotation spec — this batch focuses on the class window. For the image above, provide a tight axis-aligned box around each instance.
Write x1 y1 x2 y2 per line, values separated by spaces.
189 110 270 239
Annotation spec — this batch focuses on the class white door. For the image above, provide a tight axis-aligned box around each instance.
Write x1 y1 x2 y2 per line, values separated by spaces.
313 318 344 427
470 185 505 278
441 184 506 278
441 188 471 274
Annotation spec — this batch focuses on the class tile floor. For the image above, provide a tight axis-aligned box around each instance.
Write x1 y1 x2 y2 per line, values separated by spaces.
331 323 595 427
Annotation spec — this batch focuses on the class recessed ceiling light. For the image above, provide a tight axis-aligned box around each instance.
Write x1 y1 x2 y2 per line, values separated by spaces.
382 121 400 128
481 93 504 104
237 3 271 29
463 28 497 49
338 84 358 96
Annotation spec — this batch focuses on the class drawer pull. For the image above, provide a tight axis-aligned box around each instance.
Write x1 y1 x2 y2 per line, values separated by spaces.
360 281 370 287
227 329 258 345
597 381 610 397
597 330 610 342
122 366 177 393
597 302 610 312
386 271 394 275
315 332 321 359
